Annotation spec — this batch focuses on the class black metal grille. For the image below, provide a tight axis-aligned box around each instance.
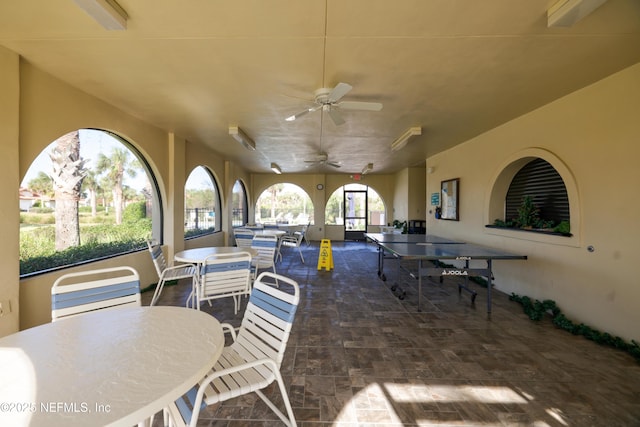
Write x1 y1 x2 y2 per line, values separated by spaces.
505 158 569 223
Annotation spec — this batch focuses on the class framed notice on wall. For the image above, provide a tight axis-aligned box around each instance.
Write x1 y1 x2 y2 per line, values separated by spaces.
440 178 459 221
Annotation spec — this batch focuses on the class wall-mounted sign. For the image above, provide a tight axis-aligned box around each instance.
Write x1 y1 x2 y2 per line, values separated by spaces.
430 193 440 206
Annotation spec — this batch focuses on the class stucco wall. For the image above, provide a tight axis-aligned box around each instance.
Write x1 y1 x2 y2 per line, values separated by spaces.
12 62 252 329
0 46 20 336
426 63 640 341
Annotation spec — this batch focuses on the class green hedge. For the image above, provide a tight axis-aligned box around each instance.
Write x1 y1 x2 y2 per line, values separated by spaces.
20 219 151 275
509 293 640 363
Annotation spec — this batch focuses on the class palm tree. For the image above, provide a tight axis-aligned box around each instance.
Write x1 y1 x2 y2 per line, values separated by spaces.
81 170 100 218
28 171 54 209
49 130 87 250
95 148 137 225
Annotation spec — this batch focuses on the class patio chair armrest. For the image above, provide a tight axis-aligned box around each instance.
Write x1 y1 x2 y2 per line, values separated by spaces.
159 263 198 279
220 323 237 341
204 357 278 383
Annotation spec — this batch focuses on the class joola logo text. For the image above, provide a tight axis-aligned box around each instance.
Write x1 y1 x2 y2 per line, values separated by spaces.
442 269 468 276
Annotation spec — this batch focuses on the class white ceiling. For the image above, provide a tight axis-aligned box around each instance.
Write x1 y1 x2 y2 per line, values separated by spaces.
1 1 639 175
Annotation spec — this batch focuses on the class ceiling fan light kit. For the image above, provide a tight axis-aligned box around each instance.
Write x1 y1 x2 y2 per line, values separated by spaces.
390 127 422 152
229 126 256 151
270 163 282 174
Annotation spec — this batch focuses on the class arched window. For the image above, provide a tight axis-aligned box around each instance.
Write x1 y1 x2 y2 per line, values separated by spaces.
325 184 386 226
255 183 313 225
488 152 574 238
505 158 570 226
20 129 157 276
231 180 248 227
184 166 221 238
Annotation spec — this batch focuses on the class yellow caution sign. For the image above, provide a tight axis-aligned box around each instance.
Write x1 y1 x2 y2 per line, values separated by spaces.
317 239 334 271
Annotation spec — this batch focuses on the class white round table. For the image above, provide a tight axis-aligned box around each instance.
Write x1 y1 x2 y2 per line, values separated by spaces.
0 306 223 427
254 229 286 238
175 246 258 264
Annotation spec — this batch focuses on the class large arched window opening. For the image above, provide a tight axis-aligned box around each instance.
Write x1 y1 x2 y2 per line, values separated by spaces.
505 158 570 228
19 129 157 276
184 166 221 238
255 183 313 225
325 183 386 240
486 149 579 244
231 180 248 227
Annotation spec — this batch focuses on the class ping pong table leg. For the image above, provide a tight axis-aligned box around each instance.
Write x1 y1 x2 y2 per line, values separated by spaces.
379 246 387 281
418 259 422 311
457 260 478 303
487 259 492 315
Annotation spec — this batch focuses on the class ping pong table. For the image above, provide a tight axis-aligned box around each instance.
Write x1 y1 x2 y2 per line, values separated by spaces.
365 233 464 281
365 233 527 314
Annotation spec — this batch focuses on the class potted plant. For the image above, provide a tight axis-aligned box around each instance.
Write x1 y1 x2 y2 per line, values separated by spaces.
392 219 408 234
488 195 572 236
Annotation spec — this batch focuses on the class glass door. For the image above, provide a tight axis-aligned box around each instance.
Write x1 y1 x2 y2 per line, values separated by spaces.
344 189 368 240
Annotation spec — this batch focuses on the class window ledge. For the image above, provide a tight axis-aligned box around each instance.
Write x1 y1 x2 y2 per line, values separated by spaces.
484 225 579 247
485 224 571 237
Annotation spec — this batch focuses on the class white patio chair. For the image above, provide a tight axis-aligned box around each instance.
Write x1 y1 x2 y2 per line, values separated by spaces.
186 251 252 314
147 240 198 306
300 223 310 246
251 234 278 277
167 272 300 427
233 227 254 248
277 230 305 263
51 266 140 321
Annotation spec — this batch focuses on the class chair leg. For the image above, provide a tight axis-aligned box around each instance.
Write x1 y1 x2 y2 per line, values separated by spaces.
185 277 198 309
255 371 297 427
297 247 305 263
150 279 165 306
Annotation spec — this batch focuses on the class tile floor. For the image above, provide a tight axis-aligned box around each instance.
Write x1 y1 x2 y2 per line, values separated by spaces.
144 241 640 427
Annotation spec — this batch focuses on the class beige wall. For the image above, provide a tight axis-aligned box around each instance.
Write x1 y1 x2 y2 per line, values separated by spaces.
0 47 20 336
393 167 427 225
11 61 253 329
408 167 426 222
426 63 640 342
14 61 187 329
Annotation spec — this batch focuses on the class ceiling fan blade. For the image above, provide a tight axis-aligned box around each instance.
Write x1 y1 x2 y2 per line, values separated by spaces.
327 107 346 126
327 161 341 168
327 82 352 103
337 101 383 111
285 105 320 122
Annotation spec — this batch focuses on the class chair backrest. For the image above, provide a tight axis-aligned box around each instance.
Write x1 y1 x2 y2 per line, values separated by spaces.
233 228 254 248
147 239 168 278
251 234 278 266
200 252 252 299
236 272 300 367
292 231 304 245
51 266 141 322
281 230 303 247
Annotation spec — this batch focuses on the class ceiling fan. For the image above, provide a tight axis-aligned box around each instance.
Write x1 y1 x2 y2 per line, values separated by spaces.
304 152 341 168
285 82 383 126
